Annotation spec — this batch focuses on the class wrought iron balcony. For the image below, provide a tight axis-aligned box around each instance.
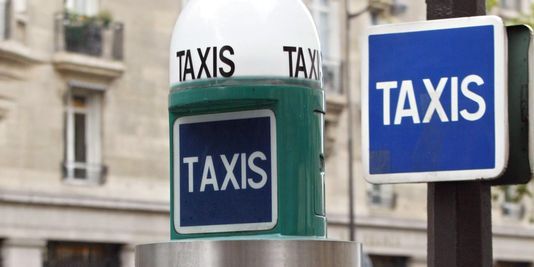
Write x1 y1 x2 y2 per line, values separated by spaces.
54 12 123 61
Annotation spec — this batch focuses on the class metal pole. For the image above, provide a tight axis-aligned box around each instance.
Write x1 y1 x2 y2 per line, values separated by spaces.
136 240 363 267
426 2 493 266
344 0 356 242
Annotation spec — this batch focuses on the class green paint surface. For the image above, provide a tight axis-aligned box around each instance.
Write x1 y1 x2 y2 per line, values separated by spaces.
169 78 326 239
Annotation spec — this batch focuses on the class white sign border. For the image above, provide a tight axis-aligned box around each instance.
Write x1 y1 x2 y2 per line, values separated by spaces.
361 15 509 184
173 109 278 234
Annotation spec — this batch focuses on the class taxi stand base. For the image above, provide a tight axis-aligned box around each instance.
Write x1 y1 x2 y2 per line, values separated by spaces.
135 240 362 267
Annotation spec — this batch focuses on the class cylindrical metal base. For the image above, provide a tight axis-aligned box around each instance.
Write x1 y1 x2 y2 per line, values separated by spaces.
136 240 362 267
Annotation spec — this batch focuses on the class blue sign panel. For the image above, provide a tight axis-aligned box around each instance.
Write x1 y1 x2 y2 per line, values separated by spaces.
362 16 507 183
173 110 277 233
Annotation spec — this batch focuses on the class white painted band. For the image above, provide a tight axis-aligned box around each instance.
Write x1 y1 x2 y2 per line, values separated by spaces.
169 0 322 86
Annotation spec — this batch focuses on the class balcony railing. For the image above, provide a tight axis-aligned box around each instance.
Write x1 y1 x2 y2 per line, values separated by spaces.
1 0 11 40
54 12 124 60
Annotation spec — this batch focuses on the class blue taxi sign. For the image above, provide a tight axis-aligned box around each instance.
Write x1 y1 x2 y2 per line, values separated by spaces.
173 110 277 233
362 16 508 183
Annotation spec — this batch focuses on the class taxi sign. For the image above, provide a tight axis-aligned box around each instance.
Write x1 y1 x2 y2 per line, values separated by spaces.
362 16 508 184
173 110 277 233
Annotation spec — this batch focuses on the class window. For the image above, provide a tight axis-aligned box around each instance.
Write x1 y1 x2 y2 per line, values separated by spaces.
369 255 408 267
0 239 3 267
495 261 532 267
310 0 341 94
367 184 396 208
64 88 103 184
45 241 120 267
501 0 522 12
312 0 331 59
390 0 407 16
13 0 25 13
370 11 380 25
65 0 99 16
0 0 9 40
501 186 526 219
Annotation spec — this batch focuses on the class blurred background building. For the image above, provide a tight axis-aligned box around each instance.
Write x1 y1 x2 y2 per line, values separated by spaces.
0 0 533 266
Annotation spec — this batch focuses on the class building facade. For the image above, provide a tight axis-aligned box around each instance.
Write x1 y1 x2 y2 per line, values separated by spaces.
0 0 173 265
0 0 533 266
324 1 534 267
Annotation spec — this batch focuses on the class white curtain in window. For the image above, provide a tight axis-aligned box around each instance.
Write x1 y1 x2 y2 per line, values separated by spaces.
182 0 189 8
86 94 102 169
0 0 6 39
64 89 103 183
13 0 27 13
311 0 341 62
65 0 99 16
327 1 340 62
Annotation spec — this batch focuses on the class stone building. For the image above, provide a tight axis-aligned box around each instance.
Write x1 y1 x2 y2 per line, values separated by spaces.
0 0 171 265
0 0 533 266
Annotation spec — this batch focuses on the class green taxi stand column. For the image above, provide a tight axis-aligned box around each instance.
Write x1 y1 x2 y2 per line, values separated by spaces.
169 79 326 239
135 1 361 266
167 0 329 240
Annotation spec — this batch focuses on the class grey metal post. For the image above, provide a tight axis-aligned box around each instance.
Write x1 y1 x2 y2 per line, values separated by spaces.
344 0 371 243
426 3 492 267
136 240 363 267
344 0 356 242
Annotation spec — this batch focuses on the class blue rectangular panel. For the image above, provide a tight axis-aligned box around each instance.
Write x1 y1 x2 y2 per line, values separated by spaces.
368 26 496 174
175 110 276 232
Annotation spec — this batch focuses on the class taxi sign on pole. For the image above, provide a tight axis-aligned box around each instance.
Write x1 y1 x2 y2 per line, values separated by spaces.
362 16 508 184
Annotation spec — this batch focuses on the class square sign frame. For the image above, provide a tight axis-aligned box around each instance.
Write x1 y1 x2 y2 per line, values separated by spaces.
361 16 508 184
173 109 278 234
